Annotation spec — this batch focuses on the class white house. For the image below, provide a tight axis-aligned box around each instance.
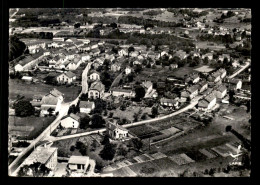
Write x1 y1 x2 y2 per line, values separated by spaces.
56 71 76 84
107 122 129 140
125 66 132 75
88 81 105 99
89 70 100 81
79 101 95 114
198 93 217 111
41 89 64 115
118 49 128 57
214 85 227 99
68 156 89 173
60 113 80 128
160 98 179 109
110 88 136 98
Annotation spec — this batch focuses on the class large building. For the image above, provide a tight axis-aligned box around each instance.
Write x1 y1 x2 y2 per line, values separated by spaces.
41 88 64 115
22 145 58 171
88 81 105 99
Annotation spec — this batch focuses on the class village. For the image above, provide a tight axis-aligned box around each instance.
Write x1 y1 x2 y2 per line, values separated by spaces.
8 8 251 177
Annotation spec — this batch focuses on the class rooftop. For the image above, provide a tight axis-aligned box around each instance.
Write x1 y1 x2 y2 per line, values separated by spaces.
23 146 57 165
79 101 95 109
68 156 89 165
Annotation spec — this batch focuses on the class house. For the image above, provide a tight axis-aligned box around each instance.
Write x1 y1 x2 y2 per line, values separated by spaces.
66 57 82 71
118 49 128 57
21 76 33 82
89 70 100 81
160 98 179 109
198 93 216 111
30 95 43 107
170 64 178 69
125 66 132 75
105 51 115 61
174 50 188 60
133 60 142 65
217 68 227 79
89 42 99 49
201 53 213 60
91 48 100 56
198 81 208 93
81 54 91 62
78 45 91 52
21 145 57 171
68 156 89 173
208 71 221 83
60 113 80 128
107 121 129 140
111 63 121 72
181 85 199 100
218 54 230 62
79 101 95 114
41 88 64 115
110 88 136 98
214 85 227 99
141 81 153 94
130 51 139 57
185 73 200 84
228 78 242 90
88 81 105 99
14 56 36 72
56 71 76 84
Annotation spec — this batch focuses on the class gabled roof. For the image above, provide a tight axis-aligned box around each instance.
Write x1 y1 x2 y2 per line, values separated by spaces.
50 88 63 97
142 81 153 89
187 85 199 93
68 155 89 165
89 81 105 92
216 85 227 93
204 93 216 103
79 101 95 109
160 98 178 104
65 71 76 78
62 113 80 122
107 121 128 132
18 56 35 66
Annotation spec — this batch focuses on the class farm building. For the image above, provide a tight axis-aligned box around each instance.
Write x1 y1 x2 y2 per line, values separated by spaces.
60 113 80 128
79 101 95 114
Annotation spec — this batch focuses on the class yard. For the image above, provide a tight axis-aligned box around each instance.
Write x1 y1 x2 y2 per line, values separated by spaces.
9 78 81 102
8 115 56 140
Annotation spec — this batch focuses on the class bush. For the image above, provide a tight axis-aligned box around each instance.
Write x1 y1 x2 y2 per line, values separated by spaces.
70 145 75 151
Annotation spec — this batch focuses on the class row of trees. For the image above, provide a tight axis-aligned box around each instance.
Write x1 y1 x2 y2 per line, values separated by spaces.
9 36 27 61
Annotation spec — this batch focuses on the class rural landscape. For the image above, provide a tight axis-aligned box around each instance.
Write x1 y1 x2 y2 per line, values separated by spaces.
8 8 251 177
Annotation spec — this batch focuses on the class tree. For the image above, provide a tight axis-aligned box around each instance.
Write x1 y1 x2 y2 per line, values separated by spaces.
91 114 105 128
80 115 90 130
246 101 251 113
128 46 135 56
151 107 158 118
14 100 34 117
99 142 116 160
134 85 146 101
130 138 143 150
74 22 81 29
18 162 51 177
101 134 110 145
9 36 27 61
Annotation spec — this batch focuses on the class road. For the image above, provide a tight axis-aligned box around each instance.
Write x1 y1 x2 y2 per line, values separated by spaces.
8 62 93 176
228 62 250 79
48 95 203 142
10 8 19 19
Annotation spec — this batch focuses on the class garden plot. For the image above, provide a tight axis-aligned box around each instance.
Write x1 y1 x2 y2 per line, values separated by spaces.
143 154 154 160
151 157 178 171
160 127 181 135
128 161 161 176
151 152 167 159
168 153 195 166
149 118 186 130
199 148 217 159
134 154 152 163
123 160 133 166
103 166 115 172
116 161 128 168
110 163 120 170
127 158 139 164
129 125 163 139
185 150 208 161
78 135 94 145
211 144 232 157
174 121 200 131
113 166 137 177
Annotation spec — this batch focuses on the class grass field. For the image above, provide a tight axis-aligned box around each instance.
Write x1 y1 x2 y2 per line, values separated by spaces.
9 79 81 102
8 115 56 140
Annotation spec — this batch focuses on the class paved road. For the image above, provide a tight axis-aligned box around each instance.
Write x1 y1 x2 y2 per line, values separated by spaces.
10 8 19 19
49 95 203 142
228 62 250 79
9 62 93 176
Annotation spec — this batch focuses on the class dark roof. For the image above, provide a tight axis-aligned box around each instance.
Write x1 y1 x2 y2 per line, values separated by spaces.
89 81 105 92
204 93 216 103
50 88 63 97
65 71 76 78
107 121 128 132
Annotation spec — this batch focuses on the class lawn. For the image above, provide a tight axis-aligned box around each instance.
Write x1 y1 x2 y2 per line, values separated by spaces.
8 115 56 140
9 78 81 102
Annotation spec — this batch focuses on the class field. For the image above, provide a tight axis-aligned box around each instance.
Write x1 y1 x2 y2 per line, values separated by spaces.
128 125 162 139
8 115 56 140
9 79 81 102
196 41 226 51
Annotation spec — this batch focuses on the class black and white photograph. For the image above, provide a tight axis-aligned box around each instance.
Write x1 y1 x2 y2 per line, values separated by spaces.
6 7 252 178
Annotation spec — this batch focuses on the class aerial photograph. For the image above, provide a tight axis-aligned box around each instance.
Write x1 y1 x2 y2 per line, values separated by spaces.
8 8 251 177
